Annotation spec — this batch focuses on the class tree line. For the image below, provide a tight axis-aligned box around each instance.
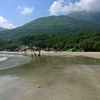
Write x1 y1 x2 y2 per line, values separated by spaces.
0 32 100 51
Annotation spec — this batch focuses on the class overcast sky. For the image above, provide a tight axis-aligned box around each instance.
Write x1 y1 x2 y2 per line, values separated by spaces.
0 0 100 29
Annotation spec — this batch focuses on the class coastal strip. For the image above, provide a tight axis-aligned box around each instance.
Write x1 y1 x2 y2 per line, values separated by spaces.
1 51 100 59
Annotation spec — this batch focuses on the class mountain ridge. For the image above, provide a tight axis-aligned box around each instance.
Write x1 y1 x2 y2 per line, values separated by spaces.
0 11 100 39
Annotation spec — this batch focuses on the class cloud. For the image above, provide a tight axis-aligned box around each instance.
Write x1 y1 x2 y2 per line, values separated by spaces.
49 0 100 15
17 6 34 15
0 16 15 29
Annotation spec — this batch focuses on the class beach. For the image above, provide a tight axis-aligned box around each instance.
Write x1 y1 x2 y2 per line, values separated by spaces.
0 55 100 100
0 52 100 100
1 51 100 59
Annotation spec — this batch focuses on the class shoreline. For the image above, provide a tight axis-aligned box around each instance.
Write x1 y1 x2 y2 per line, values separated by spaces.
1 51 100 59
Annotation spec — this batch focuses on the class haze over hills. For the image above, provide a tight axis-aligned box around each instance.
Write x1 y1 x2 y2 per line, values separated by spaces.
0 11 100 39
0 27 6 31
68 12 100 22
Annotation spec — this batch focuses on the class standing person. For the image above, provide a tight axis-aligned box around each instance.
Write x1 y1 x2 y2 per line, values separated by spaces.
38 50 41 56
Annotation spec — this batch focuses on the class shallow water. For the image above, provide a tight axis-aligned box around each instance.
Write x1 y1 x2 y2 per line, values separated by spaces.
0 55 31 70
0 56 100 100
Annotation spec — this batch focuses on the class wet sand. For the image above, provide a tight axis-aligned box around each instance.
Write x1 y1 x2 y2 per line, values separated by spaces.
0 56 100 100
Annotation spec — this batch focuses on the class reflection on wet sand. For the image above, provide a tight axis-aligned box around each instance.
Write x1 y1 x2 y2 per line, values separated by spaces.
0 56 100 100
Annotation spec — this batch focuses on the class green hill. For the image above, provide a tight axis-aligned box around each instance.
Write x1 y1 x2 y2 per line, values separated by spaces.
0 11 100 39
0 27 6 31
68 11 100 23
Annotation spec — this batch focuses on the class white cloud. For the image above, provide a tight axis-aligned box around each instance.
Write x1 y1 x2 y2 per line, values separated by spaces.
17 6 34 15
0 16 15 29
49 0 100 15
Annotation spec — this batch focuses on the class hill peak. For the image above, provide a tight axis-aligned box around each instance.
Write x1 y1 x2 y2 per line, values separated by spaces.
0 11 100 39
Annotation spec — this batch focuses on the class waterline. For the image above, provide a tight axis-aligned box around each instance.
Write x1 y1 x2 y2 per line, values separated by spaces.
0 54 31 70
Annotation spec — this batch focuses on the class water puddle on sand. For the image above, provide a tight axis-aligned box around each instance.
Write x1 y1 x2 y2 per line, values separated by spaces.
0 56 100 100
0 55 31 70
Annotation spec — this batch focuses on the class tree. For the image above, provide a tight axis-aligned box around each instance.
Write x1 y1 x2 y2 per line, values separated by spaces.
93 41 100 51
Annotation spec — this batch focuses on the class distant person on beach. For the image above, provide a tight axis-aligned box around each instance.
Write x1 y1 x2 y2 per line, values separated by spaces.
38 50 41 56
34 53 37 56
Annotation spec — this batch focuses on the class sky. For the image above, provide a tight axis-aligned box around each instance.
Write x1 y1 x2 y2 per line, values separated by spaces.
0 0 100 29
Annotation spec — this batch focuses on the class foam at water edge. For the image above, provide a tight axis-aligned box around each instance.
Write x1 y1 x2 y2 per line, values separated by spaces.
0 57 8 62
1 54 15 57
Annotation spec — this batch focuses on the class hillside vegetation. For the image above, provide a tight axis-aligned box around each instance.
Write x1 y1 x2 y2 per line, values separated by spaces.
0 12 100 39
0 32 100 51
0 11 100 51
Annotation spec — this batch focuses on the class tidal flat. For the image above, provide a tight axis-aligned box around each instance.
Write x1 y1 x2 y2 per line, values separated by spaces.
0 56 100 100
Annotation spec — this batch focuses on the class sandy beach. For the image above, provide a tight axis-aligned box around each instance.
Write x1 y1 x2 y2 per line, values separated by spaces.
1 51 100 59
0 55 100 100
0 51 100 100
